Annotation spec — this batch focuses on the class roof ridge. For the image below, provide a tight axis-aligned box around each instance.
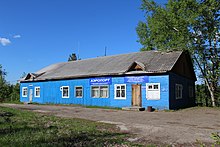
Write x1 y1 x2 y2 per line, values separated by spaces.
64 50 181 64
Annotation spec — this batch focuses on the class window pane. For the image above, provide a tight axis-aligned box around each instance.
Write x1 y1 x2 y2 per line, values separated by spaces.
92 86 99 97
154 85 158 89
175 84 182 99
63 87 69 97
148 85 153 89
76 87 82 97
100 90 107 97
116 90 120 97
121 85 125 89
76 90 82 97
121 90 125 97
23 88 27 96
76 87 81 90
36 91 39 96
100 86 108 89
100 86 108 98
92 86 99 90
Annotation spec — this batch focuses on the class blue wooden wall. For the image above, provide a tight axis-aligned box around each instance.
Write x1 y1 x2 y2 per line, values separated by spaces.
20 75 171 110
169 73 195 109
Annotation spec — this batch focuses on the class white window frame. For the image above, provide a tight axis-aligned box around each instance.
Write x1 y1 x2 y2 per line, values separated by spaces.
61 86 69 98
176 84 183 99
189 86 194 98
22 87 28 97
91 85 109 98
146 83 160 100
114 84 126 99
34 87 40 97
100 85 109 98
75 86 83 98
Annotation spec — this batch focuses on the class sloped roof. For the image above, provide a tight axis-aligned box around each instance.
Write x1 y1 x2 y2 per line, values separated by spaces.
22 50 183 82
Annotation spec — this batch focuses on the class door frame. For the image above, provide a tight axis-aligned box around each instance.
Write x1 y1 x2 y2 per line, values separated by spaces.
132 84 142 107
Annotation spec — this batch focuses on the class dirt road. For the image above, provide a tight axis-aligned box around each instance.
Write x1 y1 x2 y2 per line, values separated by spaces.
1 103 220 146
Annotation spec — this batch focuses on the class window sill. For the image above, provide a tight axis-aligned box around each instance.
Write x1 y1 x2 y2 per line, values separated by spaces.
176 98 182 100
92 97 109 98
147 98 160 100
62 97 69 99
114 97 126 100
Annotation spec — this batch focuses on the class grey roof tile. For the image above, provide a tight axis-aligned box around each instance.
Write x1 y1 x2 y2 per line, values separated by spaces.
22 50 182 81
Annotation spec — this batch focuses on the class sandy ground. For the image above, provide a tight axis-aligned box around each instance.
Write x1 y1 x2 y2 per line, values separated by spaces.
1 103 220 146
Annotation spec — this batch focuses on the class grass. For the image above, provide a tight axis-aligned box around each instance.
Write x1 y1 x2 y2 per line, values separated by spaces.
0 106 140 146
14 102 122 110
3 100 23 104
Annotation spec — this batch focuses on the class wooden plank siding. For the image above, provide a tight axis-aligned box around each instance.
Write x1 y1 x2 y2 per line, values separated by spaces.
20 75 171 110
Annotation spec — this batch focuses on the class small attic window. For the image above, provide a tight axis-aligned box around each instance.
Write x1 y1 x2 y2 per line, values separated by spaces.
127 61 145 72
133 64 143 71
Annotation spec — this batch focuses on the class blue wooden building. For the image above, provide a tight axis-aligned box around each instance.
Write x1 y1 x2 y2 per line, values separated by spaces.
20 51 196 110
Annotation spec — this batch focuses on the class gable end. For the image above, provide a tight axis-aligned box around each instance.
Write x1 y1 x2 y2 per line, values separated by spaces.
171 51 196 81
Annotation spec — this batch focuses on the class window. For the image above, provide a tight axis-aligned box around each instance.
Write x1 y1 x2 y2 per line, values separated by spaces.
175 84 183 99
91 86 99 98
146 83 160 100
100 86 108 98
154 85 159 89
22 87 28 97
75 86 83 98
35 87 40 97
61 86 69 98
189 86 194 98
114 84 126 99
91 85 109 98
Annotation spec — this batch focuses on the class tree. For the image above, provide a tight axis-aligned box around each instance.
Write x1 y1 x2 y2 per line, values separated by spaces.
0 64 10 101
196 84 211 106
68 53 77 62
10 83 20 102
0 64 6 82
192 0 220 107
136 0 220 106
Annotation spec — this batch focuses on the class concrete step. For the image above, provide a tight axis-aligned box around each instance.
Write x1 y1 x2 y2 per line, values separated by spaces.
122 106 145 111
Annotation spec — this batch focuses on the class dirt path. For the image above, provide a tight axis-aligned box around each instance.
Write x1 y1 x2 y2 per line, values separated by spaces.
1 103 220 146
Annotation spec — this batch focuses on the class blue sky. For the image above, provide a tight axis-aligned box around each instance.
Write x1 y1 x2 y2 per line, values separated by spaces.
0 0 166 83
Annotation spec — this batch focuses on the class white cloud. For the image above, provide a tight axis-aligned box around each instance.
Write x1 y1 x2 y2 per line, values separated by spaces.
13 34 21 38
0 37 11 46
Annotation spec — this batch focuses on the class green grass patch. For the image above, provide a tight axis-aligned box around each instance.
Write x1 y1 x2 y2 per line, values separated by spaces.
0 106 138 146
2 101 23 104
22 102 122 110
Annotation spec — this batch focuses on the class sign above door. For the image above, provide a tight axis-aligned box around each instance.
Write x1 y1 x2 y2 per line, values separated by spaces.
124 76 148 83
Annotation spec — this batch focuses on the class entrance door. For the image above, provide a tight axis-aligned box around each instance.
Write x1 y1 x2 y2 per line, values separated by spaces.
29 89 33 103
132 84 142 107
